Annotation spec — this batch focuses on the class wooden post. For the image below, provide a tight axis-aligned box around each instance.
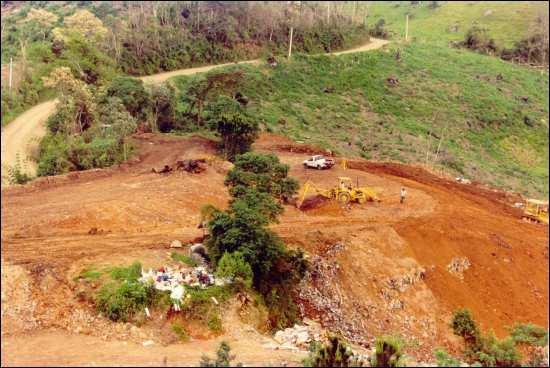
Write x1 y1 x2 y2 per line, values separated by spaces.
327 1 330 23
288 26 294 59
9 57 13 90
405 14 409 41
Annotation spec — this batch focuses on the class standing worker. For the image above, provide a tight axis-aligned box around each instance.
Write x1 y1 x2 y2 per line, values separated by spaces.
400 187 407 204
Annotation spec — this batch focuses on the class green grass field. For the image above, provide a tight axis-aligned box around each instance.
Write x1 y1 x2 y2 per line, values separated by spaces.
173 40 549 197
367 1 547 48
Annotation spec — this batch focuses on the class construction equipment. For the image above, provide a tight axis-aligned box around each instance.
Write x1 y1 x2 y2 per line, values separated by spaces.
298 176 379 208
522 199 548 224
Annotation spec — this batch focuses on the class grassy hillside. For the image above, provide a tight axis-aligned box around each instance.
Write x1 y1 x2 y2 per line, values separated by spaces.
173 43 549 197
367 1 548 48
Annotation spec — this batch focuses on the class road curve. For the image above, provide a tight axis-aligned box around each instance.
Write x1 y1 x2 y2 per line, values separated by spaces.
0 38 389 186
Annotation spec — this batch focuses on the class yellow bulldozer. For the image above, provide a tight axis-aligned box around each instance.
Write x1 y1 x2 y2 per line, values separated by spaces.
298 176 379 207
522 199 548 224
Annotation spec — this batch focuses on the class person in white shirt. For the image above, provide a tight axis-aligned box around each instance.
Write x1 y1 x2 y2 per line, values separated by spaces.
400 187 407 204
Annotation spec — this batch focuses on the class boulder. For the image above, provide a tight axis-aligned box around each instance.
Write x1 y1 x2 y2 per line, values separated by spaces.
170 240 182 248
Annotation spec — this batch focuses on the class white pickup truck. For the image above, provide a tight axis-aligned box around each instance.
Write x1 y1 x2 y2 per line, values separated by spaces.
302 155 335 170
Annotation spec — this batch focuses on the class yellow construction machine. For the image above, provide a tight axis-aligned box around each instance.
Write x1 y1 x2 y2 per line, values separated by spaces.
522 199 548 224
298 176 379 207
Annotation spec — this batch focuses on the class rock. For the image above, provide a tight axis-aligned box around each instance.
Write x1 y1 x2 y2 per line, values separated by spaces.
170 240 182 248
142 340 154 347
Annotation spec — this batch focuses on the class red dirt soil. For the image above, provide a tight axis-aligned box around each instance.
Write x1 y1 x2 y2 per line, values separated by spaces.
1 133 548 365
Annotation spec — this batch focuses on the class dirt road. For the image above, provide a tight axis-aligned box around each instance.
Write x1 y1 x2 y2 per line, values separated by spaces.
0 100 57 186
0 38 389 186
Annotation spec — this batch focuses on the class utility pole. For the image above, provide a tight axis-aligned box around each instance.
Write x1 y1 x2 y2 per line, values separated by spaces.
327 1 330 24
9 57 13 90
288 26 294 59
405 14 409 41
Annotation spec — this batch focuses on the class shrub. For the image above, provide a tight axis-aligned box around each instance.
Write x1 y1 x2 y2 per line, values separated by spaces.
150 83 177 132
171 322 190 342
303 334 355 367
96 280 156 322
370 19 389 39
200 341 242 367
215 252 253 288
434 348 461 367
207 314 223 333
509 323 548 347
109 261 142 282
106 76 150 120
206 95 258 161
459 26 498 55
36 134 72 176
451 308 482 350
171 252 199 267
7 154 33 185
225 152 299 202
370 335 404 367
475 333 521 367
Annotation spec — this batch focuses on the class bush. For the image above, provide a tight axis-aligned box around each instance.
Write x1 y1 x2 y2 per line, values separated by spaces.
7 154 33 185
370 336 404 367
36 133 72 176
451 309 525 367
171 322 190 342
171 252 199 267
151 83 177 132
215 252 253 288
509 323 548 347
200 341 242 367
303 334 355 367
370 19 389 39
109 261 142 282
434 348 461 367
96 280 157 322
475 333 521 367
451 308 482 350
225 152 299 202
206 95 258 161
459 26 498 55
106 76 150 120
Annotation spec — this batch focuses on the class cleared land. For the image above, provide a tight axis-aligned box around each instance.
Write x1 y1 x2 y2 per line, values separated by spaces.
1 133 547 365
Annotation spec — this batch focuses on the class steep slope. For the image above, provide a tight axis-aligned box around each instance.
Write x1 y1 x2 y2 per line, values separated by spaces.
173 42 549 197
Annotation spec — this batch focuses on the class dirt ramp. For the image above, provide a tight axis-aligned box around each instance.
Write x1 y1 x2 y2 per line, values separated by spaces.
347 160 525 218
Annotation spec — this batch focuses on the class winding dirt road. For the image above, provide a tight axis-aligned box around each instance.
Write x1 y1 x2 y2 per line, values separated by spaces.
0 38 389 186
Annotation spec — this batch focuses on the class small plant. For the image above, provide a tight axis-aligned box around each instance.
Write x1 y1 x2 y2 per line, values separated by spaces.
215 252 253 288
451 308 481 350
207 313 222 333
96 279 157 322
109 261 142 282
7 154 32 185
200 341 242 367
370 335 404 367
303 334 357 367
171 252 199 267
75 267 102 281
509 323 548 347
434 348 461 367
171 321 190 342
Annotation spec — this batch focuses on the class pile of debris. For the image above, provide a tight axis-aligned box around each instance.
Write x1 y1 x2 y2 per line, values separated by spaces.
139 265 231 310
447 257 471 280
297 255 370 347
152 159 207 175
386 76 399 86
272 320 325 351
456 176 472 184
